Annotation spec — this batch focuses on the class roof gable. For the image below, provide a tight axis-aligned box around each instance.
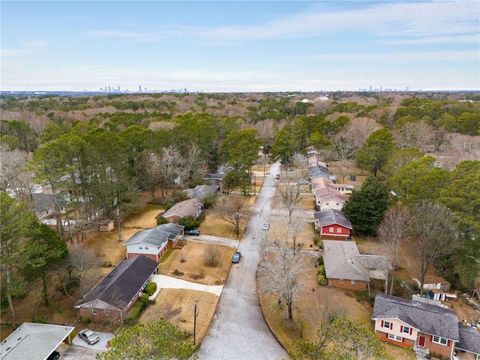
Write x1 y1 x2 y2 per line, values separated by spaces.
314 209 352 229
372 294 459 341
126 223 184 247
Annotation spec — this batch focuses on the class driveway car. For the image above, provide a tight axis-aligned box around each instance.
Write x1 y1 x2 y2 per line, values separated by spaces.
262 223 269 231
185 229 200 236
47 351 61 360
78 329 100 345
232 252 241 263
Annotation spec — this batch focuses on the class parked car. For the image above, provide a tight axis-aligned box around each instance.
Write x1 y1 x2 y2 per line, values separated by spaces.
275 174 280 180
47 351 61 360
232 251 241 263
185 229 200 236
78 329 100 345
262 223 269 231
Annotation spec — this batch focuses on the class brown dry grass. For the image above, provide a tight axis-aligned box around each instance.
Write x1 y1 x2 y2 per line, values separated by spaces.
158 241 235 285
328 160 368 187
83 206 163 266
267 218 316 250
258 256 371 354
140 289 218 343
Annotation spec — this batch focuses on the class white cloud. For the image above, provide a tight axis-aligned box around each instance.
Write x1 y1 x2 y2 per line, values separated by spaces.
386 33 480 45
83 1 479 44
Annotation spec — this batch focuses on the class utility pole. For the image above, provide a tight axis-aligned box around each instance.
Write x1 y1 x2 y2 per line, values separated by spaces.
193 300 199 345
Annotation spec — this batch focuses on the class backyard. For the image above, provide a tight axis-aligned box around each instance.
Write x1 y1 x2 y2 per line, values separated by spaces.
158 241 235 285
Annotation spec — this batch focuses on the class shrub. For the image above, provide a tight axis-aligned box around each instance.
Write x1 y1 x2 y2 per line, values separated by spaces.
139 294 150 308
203 194 217 209
156 216 168 225
125 302 144 324
203 246 221 267
317 265 327 285
172 269 184 276
178 216 201 230
144 282 157 296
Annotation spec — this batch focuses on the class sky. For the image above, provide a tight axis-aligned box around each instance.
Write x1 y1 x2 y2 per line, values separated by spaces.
1 0 479 91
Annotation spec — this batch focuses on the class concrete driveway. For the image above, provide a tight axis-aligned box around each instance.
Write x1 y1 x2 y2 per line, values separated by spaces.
72 331 114 351
149 274 223 299
61 345 99 360
198 162 289 360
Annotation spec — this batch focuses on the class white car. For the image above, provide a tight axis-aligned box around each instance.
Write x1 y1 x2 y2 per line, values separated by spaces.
262 223 269 231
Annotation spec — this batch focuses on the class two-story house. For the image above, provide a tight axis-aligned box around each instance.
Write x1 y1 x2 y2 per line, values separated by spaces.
372 294 460 359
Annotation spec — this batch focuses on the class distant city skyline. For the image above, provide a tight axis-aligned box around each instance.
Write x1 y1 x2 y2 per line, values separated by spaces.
1 1 479 91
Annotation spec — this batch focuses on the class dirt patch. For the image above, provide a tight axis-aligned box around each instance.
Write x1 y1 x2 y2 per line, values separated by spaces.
140 289 218 344
158 241 235 285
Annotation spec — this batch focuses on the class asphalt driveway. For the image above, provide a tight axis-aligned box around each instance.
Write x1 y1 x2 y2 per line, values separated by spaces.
198 162 289 360
72 331 114 351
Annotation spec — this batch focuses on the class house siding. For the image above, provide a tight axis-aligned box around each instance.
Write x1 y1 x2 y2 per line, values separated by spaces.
320 224 350 240
376 330 416 348
327 278 367 290
419 332 455 359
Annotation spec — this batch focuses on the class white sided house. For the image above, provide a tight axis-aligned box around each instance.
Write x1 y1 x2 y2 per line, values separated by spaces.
126 223 184 263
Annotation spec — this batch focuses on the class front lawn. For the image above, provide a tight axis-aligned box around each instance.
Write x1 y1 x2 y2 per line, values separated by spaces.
158 241 235 285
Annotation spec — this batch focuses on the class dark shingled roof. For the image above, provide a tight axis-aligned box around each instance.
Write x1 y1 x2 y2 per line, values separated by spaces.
372 294 460 341
184 184 219 200
76 256 158 310
31 193 66 214
126 223 184 247
457 325 480 355
314 209 352 229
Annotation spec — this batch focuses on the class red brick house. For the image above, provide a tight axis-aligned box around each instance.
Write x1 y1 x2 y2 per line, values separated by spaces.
372 294 460 359
314 209 352 240
75 255 158 322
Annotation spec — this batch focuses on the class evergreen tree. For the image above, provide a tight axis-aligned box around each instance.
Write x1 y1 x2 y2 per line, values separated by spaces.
343 177 389 236
356 129 395 176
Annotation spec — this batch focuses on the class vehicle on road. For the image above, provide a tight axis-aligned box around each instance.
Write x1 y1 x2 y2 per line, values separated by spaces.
185 229 200 236
262 223 269 231
78 329 100 345
47 351 61 360
232 252 241 263
275 174 280 180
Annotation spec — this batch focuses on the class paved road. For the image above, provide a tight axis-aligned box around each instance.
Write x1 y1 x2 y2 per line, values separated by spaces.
198 162 289 360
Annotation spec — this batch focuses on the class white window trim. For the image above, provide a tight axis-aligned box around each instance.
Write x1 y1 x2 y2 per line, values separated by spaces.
432 335 448 346
388 333 403 342
402 326 410 334
329 227 334 233
383 321 391 329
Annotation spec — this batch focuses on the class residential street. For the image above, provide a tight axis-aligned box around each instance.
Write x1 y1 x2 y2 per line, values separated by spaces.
198 162 289 360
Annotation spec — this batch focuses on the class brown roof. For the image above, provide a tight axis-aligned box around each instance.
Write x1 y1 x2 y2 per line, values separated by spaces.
162 198 203 219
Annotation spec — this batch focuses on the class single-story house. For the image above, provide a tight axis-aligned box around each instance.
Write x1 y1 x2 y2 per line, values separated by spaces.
314 187 347 211
161 198 204 223
184 184 219 200
126 223 184 262
204 165 231 191
322 240 391 290
75 255 158 322
456 325 480 360
0 322 74 360
372 294 460 359
312 177 353 195
314 209 352 240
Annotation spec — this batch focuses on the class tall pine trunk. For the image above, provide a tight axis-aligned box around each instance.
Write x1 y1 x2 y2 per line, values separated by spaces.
42 269 49 306
5 268 15 326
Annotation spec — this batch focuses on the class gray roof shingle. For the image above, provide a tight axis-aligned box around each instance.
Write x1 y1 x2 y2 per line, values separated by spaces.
314 209 352 229
126 223 184 247
372 294 460 341
457 325 480 355
184 184 219 199
76 255 158 310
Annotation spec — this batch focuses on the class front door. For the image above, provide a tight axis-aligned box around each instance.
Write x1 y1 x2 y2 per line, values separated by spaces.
417 336 426 347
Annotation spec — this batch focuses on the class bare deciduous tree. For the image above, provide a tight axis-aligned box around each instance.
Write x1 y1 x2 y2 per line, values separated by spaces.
288 212 306 254
203 246 221 267
378 204 410 295
394 121 434 149
215 195 246 238
259 241 307 321
408 201 459 292
342 117 381 149
277 172 306 224
0 148 35 204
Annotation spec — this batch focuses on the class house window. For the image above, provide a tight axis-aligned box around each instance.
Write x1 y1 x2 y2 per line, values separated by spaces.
383 321 392 329
329 227 334 233
139 246 143 250
336 203 339 206
145 246 149 250
432 336 448 346
337 228 342 233
326 203 329 206
388 334 403 342
402 326 410 334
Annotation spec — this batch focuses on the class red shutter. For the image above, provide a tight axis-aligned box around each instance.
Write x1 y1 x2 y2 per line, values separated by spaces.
409 327 413 335
381 320 384 328
431 335 433 341
400 325 403 332
447 340 451 346
390 322 393 330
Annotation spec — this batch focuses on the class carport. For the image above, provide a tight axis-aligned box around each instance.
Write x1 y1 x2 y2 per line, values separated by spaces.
0 322 74 360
